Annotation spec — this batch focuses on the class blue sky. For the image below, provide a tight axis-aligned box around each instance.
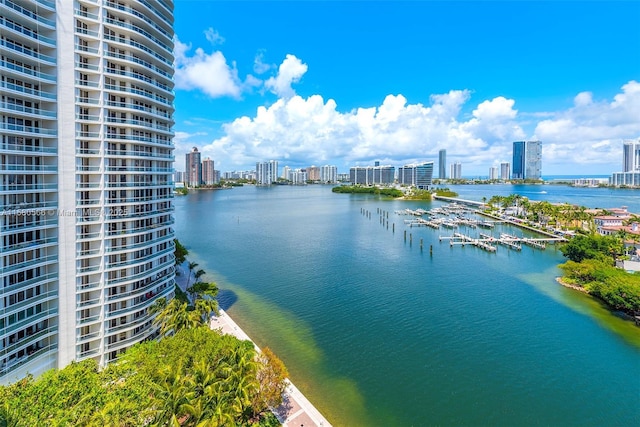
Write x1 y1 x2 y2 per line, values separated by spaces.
172 1 640 176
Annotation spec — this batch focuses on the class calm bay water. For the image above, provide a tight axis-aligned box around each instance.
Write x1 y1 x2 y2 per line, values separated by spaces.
174 184 640 426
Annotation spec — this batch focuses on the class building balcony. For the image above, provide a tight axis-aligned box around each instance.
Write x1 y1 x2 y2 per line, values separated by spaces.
104 50 172 81
0 16 56 47
104 241 174 265
104 0 172 44
1 255 57 276
103 33 172 68
0 38 56 64
0 100 57 119
0 0 56 29
103 17 172 57
1 272 57 298
105 261 173 288
0 80 56 101
0 59 56 85
104 279 173 320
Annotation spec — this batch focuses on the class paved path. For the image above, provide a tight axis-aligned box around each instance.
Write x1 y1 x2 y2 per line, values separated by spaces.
177 262 332 426
210 310 332 427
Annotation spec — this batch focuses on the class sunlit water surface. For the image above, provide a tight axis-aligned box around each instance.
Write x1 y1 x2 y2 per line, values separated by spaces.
174 184 640 426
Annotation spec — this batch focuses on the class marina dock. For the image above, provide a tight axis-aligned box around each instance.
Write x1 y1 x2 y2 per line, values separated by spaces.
395 200 566 253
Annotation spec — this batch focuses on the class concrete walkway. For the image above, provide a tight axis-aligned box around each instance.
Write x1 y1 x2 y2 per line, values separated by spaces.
176 261 332 426
210 310 332 427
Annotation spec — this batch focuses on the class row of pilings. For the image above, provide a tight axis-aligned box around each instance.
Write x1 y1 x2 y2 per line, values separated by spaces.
360 207 433 255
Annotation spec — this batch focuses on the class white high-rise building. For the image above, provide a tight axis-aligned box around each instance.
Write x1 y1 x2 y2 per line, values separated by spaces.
450 162 462 180
319 165 337 184
256 160 278 185
622 138 640 172
1 0 176 384
500 162 510 181
610 138 640 188
281 165 291 180
489 166 499 180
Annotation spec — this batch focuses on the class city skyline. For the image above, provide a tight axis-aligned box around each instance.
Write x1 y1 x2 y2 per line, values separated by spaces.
171 1 640 175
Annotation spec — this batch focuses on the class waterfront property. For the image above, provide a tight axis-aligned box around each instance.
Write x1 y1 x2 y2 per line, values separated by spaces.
1 0 176 384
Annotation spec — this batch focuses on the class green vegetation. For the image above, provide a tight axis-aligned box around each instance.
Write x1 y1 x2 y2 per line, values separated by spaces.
484 194 597 232
0 328 286 426
175 186 189 195
559 234 640 315
0 251 289 426
403 189 433 200
433 187 459 198
174 238 189 265
332 185 403 198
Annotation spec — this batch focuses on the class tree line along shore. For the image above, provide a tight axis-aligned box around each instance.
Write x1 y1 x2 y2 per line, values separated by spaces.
0 240 288 427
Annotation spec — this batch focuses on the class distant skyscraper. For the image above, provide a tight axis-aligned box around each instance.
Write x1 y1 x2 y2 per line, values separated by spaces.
450 162 462 180
610 138 640 187
307 166 320 181
439 149 447 179
489 166 499 180
349 165 394 185
256 160 279 185
500 162 511 181
512 141 542 180
291 169 308 185
320 165 338 183
186 147 202 187
622 138 640 172
398 162 434 189
202 157 215 185
281 166 291 180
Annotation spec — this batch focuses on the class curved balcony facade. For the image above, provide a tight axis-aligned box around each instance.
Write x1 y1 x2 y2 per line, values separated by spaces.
61 0 175 368
1 0 175 384
0 0 59 383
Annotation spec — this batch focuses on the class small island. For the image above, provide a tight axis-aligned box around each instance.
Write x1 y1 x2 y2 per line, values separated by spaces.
331 185 458 199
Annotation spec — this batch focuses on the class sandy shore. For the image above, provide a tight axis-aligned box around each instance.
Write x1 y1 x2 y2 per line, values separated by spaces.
176 261 332 426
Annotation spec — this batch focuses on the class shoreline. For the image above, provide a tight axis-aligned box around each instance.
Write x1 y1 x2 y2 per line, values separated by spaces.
555 276 589 294
555 276 640 325
175 261 333 426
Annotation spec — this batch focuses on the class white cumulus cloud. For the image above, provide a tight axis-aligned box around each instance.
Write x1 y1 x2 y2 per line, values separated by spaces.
198 90 529 171
187 81 640 175
533 80 640 167
264 54 308 98
174 36 241 98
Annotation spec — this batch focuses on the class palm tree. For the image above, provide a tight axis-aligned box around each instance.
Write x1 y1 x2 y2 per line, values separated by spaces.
0 401 23 427
151 367 193 426
154 299 201 335
195 298 219 324
187 269 206 301
185 261 199 290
